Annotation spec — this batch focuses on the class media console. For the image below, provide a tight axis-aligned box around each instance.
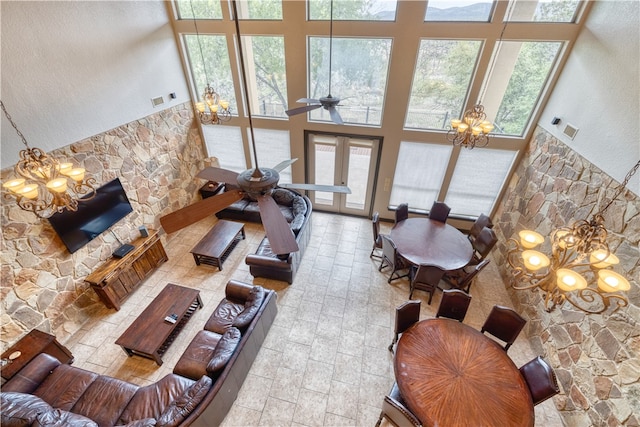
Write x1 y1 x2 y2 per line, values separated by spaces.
85 229 167 310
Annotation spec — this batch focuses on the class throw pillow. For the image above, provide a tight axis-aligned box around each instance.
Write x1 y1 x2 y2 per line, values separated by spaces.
1 392 53 427
118 418 157 427
271 188 295 206
34 408 98 427
290 213 305 234
156 376 212 427
292 196 307 217
206 327 241 374
232 286 265 329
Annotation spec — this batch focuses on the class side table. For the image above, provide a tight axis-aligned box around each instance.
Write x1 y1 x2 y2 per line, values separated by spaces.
1 329 74 381
199 181 224 199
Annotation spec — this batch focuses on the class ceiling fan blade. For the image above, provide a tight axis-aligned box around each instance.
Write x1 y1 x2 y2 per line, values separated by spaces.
329 106 344 125
272 158 298 172
256 194 299 254
280 183 351 194
285 104 322 117
159 189 244 234
197 167 239 184
296 98 320 104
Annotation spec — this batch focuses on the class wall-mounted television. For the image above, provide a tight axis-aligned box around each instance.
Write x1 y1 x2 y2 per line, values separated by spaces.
48 178 134 253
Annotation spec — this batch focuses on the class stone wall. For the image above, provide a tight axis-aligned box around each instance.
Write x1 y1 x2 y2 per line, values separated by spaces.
493 127 640 426
1 103 206 351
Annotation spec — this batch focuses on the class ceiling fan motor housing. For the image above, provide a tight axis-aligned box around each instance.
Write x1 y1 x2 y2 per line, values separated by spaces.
237 168 280 198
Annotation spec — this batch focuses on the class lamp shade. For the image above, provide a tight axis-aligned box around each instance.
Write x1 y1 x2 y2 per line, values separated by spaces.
46 178 68 193
3 178 26 193
17 184 39 199
519 230 544 249
556 268 587 292
589 249 619 268
67 168 85 182
522 250 550 271
597 270 631 293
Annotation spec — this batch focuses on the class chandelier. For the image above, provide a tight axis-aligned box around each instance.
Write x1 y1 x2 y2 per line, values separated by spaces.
507 160 639 314
446 104 494 149
1 101 96 218
190 0 230 125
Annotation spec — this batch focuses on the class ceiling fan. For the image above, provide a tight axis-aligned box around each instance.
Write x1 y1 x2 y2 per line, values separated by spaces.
285 0 344 125
159 0 350 255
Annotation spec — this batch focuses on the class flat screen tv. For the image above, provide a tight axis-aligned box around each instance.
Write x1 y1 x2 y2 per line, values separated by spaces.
48 178 134 253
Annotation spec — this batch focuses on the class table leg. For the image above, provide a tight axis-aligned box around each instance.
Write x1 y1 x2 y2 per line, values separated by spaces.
193 254 201 266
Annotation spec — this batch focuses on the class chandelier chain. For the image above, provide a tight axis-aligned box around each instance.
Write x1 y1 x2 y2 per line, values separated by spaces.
189 0 210 86
1 101 31 149
597 159 640 216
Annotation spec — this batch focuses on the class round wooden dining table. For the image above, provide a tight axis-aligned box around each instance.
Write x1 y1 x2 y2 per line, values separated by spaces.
394 318 534 427
389 217 473 270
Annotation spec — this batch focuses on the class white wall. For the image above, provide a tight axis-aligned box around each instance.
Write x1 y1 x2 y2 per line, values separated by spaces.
1 1 190 169
539 0 640 196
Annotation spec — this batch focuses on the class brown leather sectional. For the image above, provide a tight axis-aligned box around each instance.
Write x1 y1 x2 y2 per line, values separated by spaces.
0 281 277 427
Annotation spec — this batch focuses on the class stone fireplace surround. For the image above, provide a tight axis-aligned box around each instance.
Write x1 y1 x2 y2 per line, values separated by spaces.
1 104 638 425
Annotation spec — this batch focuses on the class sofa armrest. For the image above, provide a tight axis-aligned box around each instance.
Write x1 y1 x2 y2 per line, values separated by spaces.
2 353 61 394
245 254 292 268
225 280 258 303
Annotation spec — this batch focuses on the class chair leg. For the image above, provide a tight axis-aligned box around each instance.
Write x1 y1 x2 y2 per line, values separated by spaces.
375 412 384 427
388 334 397 352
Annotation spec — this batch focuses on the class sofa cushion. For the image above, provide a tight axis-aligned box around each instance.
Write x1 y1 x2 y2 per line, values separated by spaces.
172 330 222 380
292 196 307 217
118 374 195 425
271 188 295 206
233 286 265 329
34 408 98 427
1 392 53 427
70 376 138 427
290 213 305 235
156 376 212 427
204 300 245 334
34 364 99 412
118 418 157 427
206 327 242 375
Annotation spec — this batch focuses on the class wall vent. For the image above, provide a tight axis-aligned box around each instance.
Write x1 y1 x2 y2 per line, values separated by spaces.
151 96 164 107
563 123 578 140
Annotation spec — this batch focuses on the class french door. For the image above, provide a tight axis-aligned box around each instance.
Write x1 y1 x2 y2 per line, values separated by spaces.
306 132 381 216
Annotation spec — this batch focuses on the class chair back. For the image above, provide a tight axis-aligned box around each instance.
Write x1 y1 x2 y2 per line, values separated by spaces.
410 264 445 303
457 259 491 293
381 235 399 266
469 213 493 241
472 226 498 261
395 203 409 223
519 356 560 405
429 201 451 223
395 300 421 335
436 289 471 322
481 305 526 351
376 382 423 427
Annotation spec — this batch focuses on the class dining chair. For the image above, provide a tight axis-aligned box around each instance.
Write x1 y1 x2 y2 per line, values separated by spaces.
395 202 409 223
470 226 498 265
519 356 560 406
370 212 383 259
409 264 445 304
481 305 527 352
379 235 410 283
443 259 491 293
429 201 450 223
468 213 493 243
435 289 471 322
375 382 423 427
388 300 421 352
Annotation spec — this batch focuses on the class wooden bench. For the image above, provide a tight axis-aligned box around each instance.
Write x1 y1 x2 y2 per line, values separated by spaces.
190 220 245 270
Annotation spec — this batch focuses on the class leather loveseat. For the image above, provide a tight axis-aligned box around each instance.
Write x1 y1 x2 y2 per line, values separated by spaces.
0 281 277 427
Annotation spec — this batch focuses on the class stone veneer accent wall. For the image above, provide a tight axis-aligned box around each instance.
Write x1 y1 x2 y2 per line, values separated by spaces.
493 127 640 426
1 103 206 351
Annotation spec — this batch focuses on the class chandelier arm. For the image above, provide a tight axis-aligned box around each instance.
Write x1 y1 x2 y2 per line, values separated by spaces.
563 288 628 315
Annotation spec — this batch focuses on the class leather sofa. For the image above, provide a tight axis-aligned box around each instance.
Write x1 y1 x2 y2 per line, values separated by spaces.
244 188 313 284
0 281 277 427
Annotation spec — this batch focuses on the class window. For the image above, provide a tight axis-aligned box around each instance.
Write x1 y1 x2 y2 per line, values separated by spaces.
175 0 222 19
507 0 580 22
308 37 392 126
203 126 246 172
406 39 482 130
184 34 237 112
425 0 494 22
389 142 452 210
309 0 397 20
241 36 288 118
236 0 282 19
444 148 517 217
249 128 292 183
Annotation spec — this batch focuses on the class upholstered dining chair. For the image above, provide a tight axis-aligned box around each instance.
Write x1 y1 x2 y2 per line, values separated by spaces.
429 201 450 223
435 289 472 322
371 212 383 259
443 259 491 294
395 202 409 223
375 382 423 427
519 356 560 406
481 305 527 352
468 213 493 243
380 235 410 283
470 226 498 265
388 299 421 352
409 264 445 304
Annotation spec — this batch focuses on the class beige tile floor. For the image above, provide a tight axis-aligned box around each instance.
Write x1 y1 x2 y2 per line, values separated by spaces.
65 212 564 426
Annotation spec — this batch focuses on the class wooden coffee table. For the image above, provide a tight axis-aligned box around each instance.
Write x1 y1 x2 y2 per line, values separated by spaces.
115 283 202 365
190 220 245 270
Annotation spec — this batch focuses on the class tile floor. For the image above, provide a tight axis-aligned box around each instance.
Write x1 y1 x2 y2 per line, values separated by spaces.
65 212 564 426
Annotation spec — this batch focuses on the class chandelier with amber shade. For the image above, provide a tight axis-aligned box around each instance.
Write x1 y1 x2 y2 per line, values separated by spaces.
1 101 96 218
507 160 639 314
